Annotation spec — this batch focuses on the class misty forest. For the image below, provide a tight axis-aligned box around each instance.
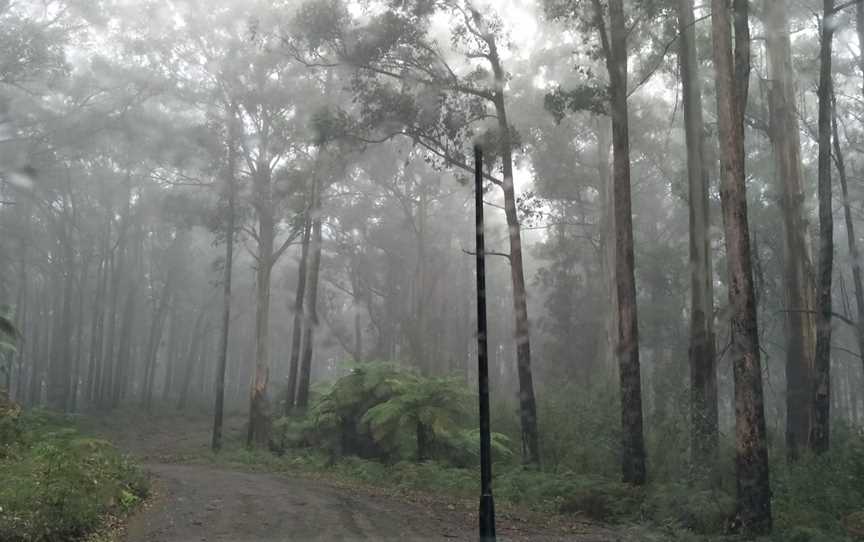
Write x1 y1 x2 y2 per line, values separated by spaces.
3 0 864 540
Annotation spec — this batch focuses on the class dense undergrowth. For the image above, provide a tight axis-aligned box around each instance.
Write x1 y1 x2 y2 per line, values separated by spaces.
232 362 864 541
0 396 148 542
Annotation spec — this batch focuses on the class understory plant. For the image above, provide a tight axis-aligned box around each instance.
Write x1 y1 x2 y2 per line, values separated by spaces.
273 361 513 466
0 408 148 541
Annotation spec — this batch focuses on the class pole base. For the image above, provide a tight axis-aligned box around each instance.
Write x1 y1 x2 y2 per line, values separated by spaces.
479 493 496 541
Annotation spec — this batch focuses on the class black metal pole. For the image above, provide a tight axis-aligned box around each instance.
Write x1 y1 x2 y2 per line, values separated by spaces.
474 145 496 541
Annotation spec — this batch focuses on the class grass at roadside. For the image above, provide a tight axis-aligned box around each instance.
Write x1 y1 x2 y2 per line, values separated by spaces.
163 416 860 542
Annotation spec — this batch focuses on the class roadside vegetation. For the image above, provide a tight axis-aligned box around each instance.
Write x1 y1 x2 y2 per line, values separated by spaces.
193 362 864 542
0 393 148 542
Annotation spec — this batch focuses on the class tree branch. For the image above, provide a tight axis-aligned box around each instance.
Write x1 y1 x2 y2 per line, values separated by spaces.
777 309 857 329
462 248 511 261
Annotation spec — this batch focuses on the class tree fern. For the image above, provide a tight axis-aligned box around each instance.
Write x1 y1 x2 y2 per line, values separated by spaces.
0 305 18 354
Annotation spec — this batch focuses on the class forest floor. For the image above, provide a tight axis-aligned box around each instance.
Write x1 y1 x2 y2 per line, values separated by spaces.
81 411 631 542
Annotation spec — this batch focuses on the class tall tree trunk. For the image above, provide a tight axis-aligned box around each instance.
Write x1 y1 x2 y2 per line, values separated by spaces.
162 305 181 401
248 163 275 446
113 279 137 407
285 216 311 413
70 259 88 412
48 238 74 411
764 0 818 461
213 105 237 451
114 218 143 407
13 227 27 404
177 312 207 411
711 0 772 532
354 312 363 363
678 0 718 468
296 172 323 410
87 210 111 404
100 244 122 406
595 118 618 381
486 37 541 468
592 0 646 484
833 93 864 389
143 277 173 411
27 288 43 405
811 0 835 455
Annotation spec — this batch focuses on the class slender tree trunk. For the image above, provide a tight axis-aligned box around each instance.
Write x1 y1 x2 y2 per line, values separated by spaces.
101 246 122 406
678 0 718 468
27 289 43 406
213 105 237 452
764 0 818 461
248 163 275 446
595 118 618 381
711 0 772 532
296 173 323 410
177 312 206 410
87 251 105 403
48 239 74 411
811 0 835 455
833 95 864 389
87 211 111 404
114 280 136 407
162 305 180 401
13 229 27 404
114 219 143 407
592 0 646 484
70 259 88 412
143 277 173 411
285 216 311 413
354 312 363 362
486 38 541 468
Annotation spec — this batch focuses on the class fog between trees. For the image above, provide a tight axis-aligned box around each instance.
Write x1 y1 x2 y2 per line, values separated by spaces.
2 0 864 535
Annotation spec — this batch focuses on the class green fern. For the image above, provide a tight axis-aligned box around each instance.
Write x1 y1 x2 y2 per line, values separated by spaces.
281 362 513 465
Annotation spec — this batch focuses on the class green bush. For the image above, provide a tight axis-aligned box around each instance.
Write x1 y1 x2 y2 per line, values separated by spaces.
535 382 621 478
273 362 514 466
641 483 734 534
495 467 640 520
0 409 148 541
770 422 864 540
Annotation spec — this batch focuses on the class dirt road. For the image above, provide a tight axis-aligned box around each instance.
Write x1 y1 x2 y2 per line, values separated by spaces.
90 413 621 541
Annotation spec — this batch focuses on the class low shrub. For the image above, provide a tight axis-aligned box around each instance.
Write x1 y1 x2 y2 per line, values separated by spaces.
770 422 864 540
0 409 148 541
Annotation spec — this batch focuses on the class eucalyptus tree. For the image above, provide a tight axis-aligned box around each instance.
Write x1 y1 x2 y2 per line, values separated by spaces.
676 0 718 469
290 0 542 465
761 0 817 462
542 0 681 484
712 0 772 532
